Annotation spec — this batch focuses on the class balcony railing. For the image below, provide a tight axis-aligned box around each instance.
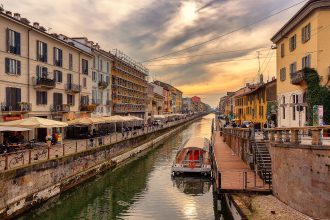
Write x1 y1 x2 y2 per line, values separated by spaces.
50 104 70 113
80 104 96 112
65 83 81 93
1 102 32 112
33 77 56 89
290 70 305 85
98 81 109 89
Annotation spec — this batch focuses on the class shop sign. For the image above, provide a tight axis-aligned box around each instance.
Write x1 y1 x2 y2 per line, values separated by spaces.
3 115 22 121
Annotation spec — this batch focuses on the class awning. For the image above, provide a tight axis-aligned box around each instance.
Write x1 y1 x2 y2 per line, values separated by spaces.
0 117 68 128
0 126 31 132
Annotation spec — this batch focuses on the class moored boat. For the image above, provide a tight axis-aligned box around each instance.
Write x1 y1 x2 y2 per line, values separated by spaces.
171 137 211 176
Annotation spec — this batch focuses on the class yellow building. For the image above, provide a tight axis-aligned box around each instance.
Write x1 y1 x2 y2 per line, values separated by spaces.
271 0 330 127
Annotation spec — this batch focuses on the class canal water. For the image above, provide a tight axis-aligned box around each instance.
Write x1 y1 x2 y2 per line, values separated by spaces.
19 114 229 220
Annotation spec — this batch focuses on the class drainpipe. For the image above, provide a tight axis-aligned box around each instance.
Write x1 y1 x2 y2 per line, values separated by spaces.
78 53 81 111
27 29 31 110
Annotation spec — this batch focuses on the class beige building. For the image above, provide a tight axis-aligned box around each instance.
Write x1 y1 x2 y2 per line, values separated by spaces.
0 10 93 140
271 0 330 127
70 37 112 117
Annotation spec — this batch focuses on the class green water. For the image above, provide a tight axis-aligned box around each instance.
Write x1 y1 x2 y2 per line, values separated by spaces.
19 114 221 220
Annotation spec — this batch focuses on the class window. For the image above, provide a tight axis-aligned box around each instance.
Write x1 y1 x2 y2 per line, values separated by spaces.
83 77 87 87
37 40 48 62
281 43 285 57
99 73 103 82
302 55 311 69
67 94 75 105
36 66 48 78
6 87 21 106
36 91 47 105
5 58 21 75
69 53 73 70
53 47 63 67
81 95 89 105
6 29 21 55
82 59 88 75
302 23 311 43
107 62 109 73
53 93 63 106
92 71 97 82
289 34 296 52
290 62 297 74
280 67 286 81
54 70 62 83
100 59 103 71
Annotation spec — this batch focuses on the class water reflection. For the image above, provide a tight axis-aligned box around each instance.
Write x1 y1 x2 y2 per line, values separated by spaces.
19 114 218 220
172 176 211 195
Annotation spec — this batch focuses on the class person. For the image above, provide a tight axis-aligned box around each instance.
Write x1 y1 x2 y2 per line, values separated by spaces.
16 131 25 143
263 122 268 129
249 122 255 140
241 123 247 128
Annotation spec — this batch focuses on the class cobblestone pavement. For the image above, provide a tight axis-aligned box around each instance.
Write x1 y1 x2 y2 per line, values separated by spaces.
233 194 312 220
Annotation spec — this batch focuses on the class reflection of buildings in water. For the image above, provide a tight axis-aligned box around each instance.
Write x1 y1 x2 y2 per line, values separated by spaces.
173 176 211 195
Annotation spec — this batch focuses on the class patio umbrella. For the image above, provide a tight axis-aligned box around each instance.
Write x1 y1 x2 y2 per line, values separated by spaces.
0 126 31 132
0 117 68 128
67 117 105 126
103 115 128 123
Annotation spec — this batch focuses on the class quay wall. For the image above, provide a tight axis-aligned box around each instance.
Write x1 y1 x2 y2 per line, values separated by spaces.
0 114 206 219
270 144 330 219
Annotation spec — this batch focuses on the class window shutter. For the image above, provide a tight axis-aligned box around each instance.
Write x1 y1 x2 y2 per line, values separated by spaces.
17 60 21 75
53 71 57 83
36 40 39 60
53 47 56 65
15 32 21 55
44 92 48 104
5 58 10 73
59 50 63 67
6 28 10 52
59 71 62 82
16 88 21 103
44 43 47 62
6 87 10 105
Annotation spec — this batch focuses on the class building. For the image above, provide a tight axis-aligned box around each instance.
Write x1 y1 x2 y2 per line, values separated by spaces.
153 80 182 114
182 97 192 114
0 10 93 140
271 0 330 127
65 37 112 117
111 49 149 118
219 96 227 115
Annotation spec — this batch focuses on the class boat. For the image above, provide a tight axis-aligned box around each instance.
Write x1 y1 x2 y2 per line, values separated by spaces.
171 137 211 176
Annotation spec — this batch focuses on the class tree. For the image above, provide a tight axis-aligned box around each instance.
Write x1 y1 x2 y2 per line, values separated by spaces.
304 68 330 125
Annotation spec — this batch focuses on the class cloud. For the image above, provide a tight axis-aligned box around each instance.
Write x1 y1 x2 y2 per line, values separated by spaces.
2 0 303 106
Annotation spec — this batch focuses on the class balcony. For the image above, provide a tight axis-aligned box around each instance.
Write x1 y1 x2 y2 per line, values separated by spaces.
33 77 55 90
50 104 70 113
80 104 96 112
290 70 305 85
65 83 81 93
1 102 32 113
98 81 109 89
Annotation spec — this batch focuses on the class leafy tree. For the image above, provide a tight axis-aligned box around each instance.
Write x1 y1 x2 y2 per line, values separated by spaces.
304 68 330 125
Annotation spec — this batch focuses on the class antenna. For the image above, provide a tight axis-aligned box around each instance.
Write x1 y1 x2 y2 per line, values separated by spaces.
257 51 261 75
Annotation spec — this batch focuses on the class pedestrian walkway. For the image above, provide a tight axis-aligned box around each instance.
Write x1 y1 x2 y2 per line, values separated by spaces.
212 130 271 193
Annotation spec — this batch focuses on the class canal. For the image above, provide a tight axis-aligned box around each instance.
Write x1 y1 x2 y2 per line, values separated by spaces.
19 114 227 220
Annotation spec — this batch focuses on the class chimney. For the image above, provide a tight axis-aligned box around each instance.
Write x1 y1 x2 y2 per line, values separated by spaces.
13 13 21 20
33 22 39 28
6 11 12 16
0 5 4 12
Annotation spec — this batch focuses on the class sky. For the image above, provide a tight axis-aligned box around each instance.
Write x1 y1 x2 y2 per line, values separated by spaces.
2 0 304 106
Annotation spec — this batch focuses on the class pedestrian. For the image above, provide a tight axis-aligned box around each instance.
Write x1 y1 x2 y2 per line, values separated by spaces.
249 122 255 140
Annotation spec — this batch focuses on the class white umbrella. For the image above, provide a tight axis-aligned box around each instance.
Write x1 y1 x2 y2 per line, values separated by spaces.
0 117 68 128
0 126 31 132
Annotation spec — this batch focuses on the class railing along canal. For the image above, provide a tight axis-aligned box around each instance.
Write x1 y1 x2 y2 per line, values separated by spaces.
0 114 204 171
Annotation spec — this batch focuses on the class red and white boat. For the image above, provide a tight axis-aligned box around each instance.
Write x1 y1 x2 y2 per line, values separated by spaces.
171 137 211 176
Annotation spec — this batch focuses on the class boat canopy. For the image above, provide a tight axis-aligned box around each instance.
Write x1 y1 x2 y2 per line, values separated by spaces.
182 137 210 151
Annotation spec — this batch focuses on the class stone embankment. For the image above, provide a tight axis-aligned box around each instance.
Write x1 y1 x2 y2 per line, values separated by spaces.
0 113 207 219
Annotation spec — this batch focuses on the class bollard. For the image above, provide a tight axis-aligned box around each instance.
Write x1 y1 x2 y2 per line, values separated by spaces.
76 141 78 153
47 147 50 159
5 154 8 170
63 144 65 156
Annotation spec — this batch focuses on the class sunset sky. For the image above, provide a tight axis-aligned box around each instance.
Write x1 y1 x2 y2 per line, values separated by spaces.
3 0 304 106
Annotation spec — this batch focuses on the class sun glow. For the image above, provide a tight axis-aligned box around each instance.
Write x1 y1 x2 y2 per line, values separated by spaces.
180 2 198 24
